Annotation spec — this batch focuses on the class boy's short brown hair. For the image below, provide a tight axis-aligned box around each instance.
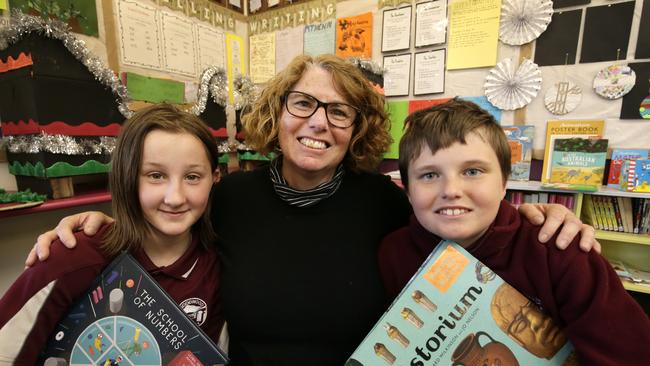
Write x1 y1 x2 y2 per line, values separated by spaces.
398 98 511 189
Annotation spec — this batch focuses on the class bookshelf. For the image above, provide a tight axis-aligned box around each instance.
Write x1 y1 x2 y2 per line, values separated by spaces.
506 181 650 294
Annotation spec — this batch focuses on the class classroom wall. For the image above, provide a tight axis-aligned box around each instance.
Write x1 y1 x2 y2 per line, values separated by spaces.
0 202 112 296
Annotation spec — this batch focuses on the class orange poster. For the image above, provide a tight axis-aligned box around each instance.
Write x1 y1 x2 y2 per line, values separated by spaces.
336 12 373 58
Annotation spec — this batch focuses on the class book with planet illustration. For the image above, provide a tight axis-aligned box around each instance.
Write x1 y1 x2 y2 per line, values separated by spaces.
38 252 228 366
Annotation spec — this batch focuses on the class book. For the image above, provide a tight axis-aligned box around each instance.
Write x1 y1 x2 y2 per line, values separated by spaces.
38 253 228 366
633 198 646 234
631 159 650 193
617 196 633 233
538 192 549 204
594 196 611 231
609 259 634 281
548 137 608 190
603 196 618 231
502 125 534 181
345 241 576 366
541 120 605 184
610 196 624 232
639 198 650 234
621 159 638 192
607 149 649 188
609 259 650 285
582 195 600 230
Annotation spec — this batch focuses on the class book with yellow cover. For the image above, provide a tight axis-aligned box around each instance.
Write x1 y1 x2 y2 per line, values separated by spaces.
541 120 605 184
582 195 600 230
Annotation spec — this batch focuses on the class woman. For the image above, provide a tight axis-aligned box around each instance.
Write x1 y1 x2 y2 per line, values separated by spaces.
29 55 597 366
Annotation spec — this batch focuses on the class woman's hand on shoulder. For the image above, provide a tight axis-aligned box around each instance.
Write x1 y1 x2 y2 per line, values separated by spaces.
25 211 114 268
518 203 600 253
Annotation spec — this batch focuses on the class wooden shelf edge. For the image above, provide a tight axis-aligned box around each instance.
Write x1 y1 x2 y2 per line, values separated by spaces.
623 280 650 294
595 230 650 246
0 190 111 219
506 181 650 199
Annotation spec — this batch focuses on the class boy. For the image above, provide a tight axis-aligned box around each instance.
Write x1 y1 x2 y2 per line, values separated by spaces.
378 99 650 365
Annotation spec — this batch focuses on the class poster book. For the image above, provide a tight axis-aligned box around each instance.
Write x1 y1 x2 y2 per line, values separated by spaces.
346 241 576 366
607 149 649 188
541 120 605 184
548 137 608 190
38 253 228 366
502 125 534 181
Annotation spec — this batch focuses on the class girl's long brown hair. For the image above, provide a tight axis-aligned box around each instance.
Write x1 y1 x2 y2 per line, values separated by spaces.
102 104 219 256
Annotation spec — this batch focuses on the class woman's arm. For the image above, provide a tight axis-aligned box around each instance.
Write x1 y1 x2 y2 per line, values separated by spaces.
25 211 113 267
518 203 600 253
26 204 599 265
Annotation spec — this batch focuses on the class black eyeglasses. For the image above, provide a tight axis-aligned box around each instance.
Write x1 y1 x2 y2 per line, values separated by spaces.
283 91 359 128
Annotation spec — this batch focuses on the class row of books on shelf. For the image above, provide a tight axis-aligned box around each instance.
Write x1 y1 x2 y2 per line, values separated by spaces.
504 121 649 194
583 195 650 234
506 190 575 210
610 259 650 287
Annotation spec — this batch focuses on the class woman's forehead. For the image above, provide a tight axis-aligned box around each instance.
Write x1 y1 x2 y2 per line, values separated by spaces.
293 66 350 103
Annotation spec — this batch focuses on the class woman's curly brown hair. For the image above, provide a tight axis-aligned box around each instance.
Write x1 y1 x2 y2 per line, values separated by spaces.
242 54 391 172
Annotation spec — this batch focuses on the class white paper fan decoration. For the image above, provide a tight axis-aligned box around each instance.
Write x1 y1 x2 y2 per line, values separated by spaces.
484 58 542 110
500 0 554 45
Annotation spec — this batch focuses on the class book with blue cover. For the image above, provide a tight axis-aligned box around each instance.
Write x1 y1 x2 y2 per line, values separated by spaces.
631 159 650 193
345 241 576 366
38 253 228 366
607 149 648 189
502 126 534 181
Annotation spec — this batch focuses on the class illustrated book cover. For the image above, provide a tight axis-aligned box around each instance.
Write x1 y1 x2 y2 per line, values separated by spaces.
631 159 650 193
38 253 228 366
541 120 605 184
607 149 648 188
546 137 608 191
345 241 576 366
502 125 534 181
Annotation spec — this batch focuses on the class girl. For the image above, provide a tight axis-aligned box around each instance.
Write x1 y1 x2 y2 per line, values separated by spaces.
0 104 223 364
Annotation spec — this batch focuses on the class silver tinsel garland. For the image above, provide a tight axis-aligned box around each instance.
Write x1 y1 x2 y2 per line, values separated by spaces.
233 74 259 111
0 11 133 119
218 140 233 154
190 66 229 115
6 134 116 155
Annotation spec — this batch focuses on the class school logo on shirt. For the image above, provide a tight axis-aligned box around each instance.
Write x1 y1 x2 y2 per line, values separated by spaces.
180 297 208 326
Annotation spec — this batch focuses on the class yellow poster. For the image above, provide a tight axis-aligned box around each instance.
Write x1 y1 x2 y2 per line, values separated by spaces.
447 0 501 70
335 12 373 59
0 0 7 10
249 32 276 84
226 33 246 103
